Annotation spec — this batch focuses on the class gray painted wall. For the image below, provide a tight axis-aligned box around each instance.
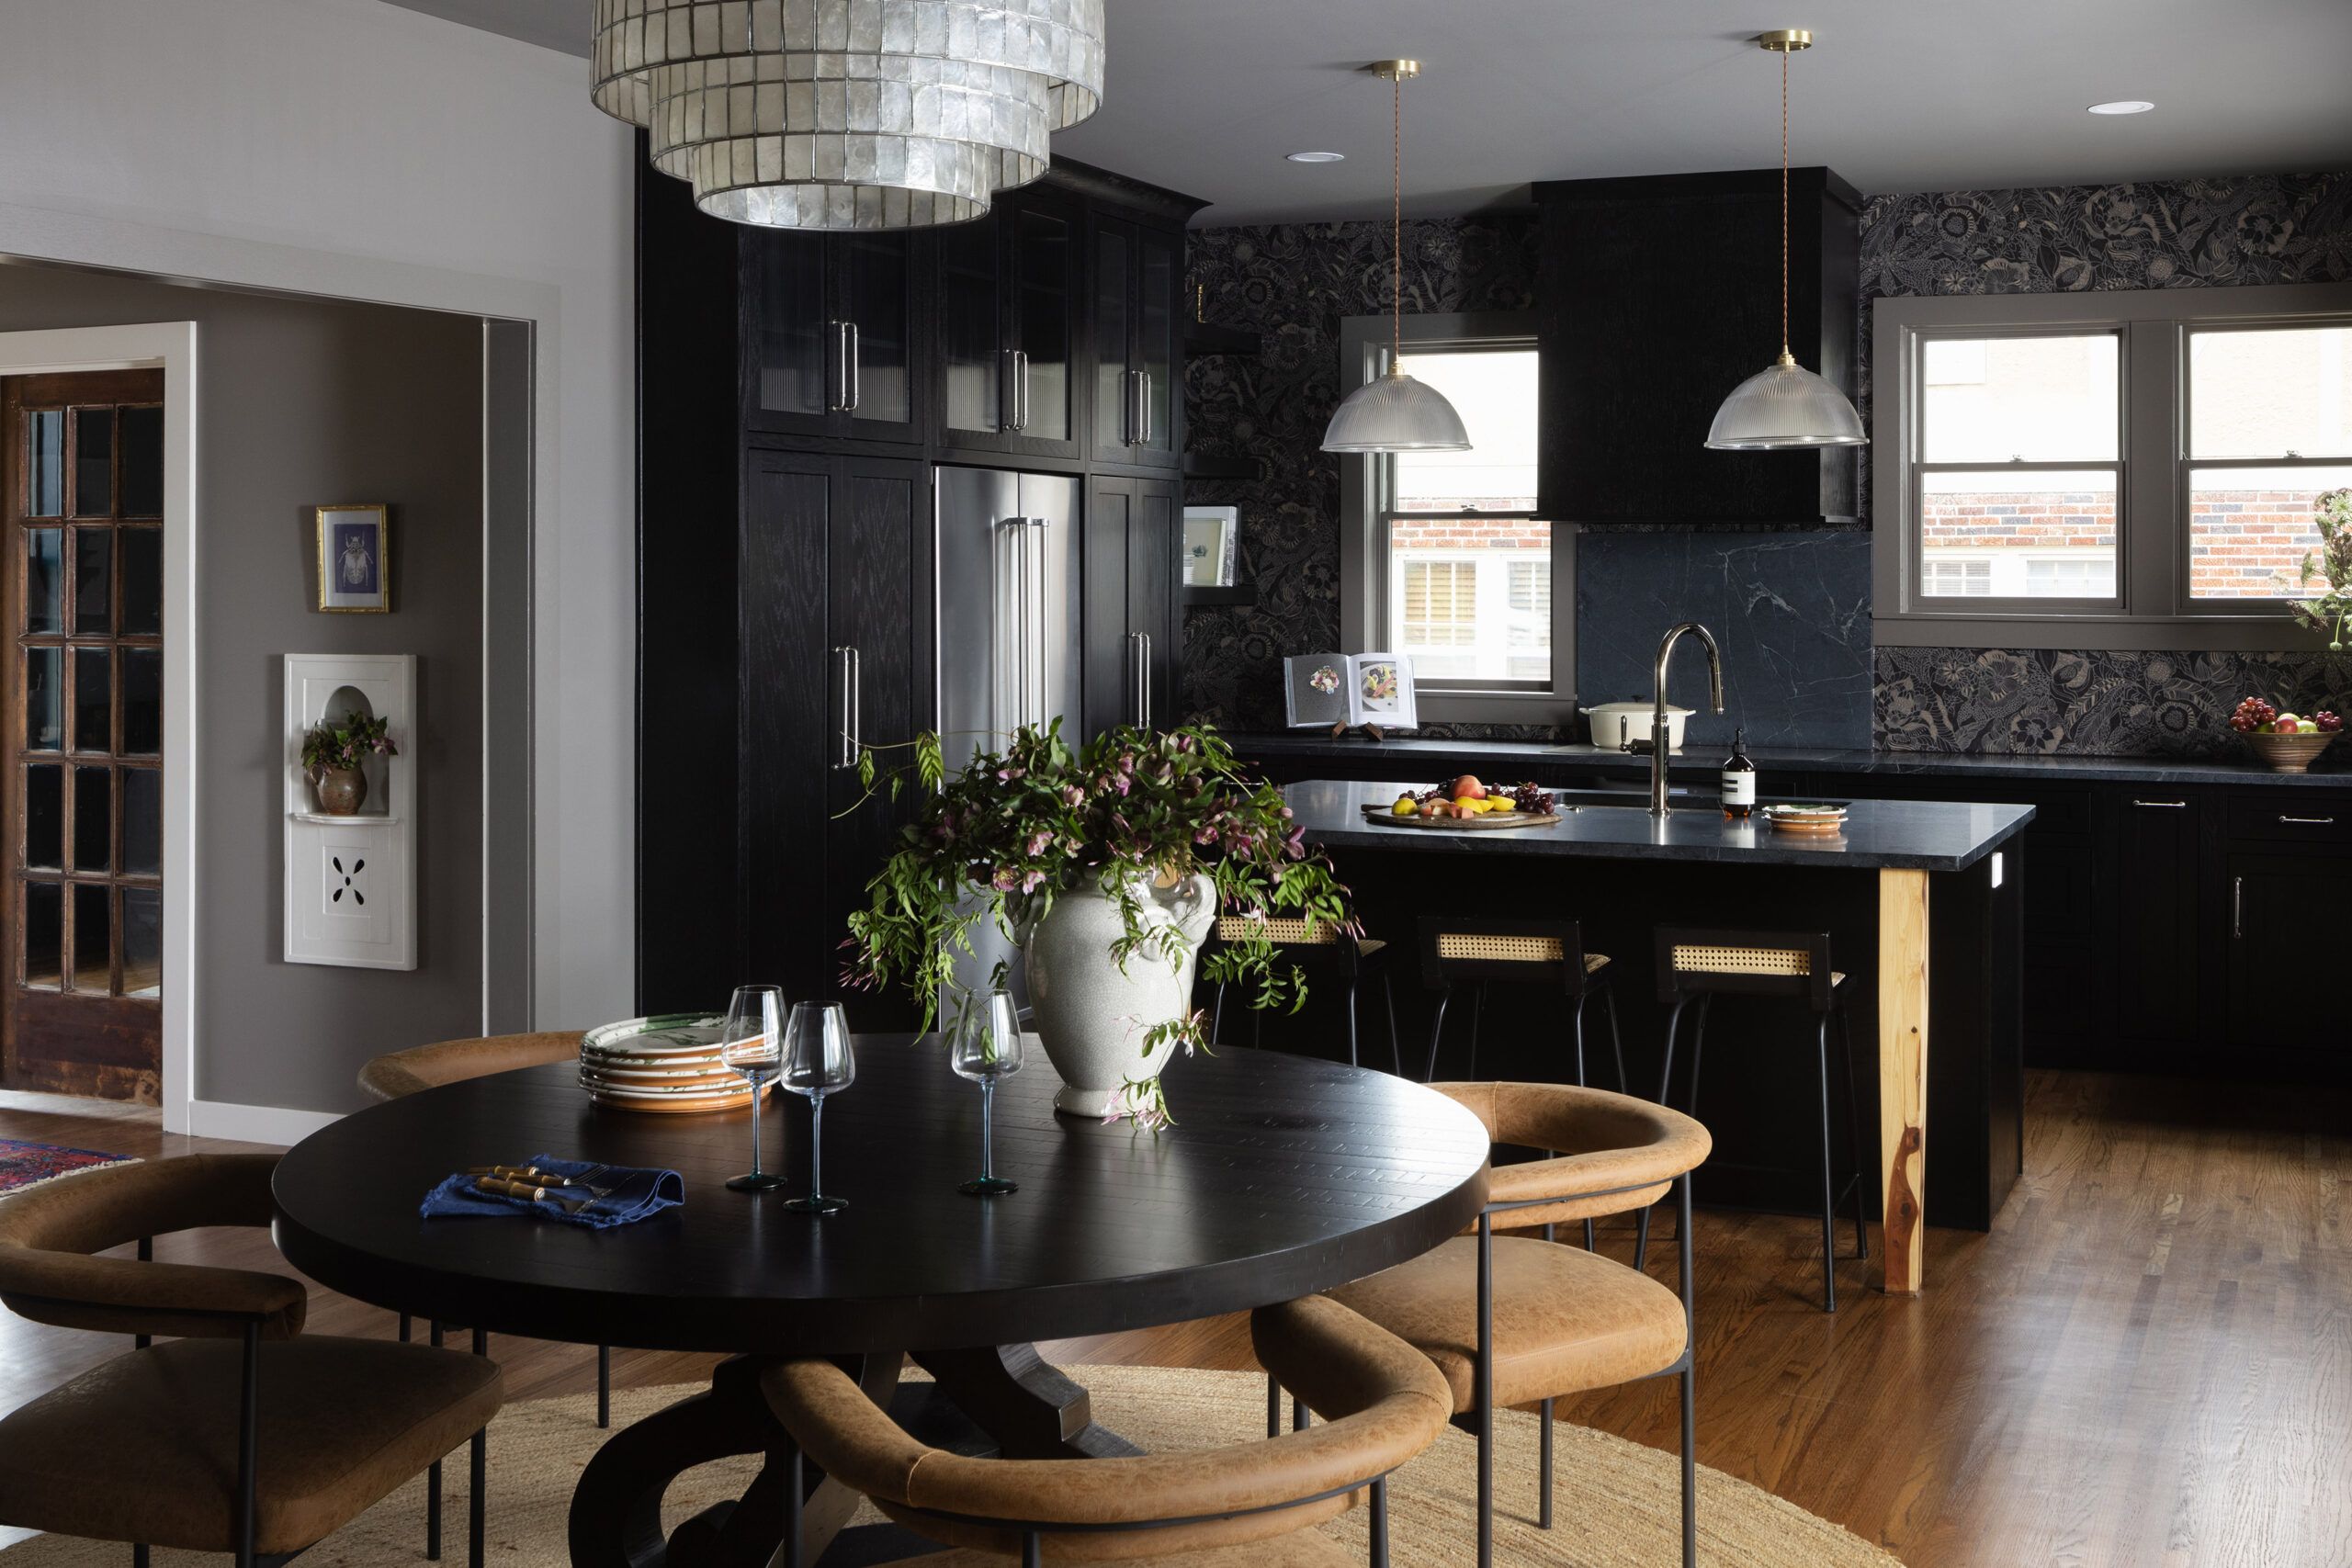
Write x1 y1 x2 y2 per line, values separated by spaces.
0 262 487 1111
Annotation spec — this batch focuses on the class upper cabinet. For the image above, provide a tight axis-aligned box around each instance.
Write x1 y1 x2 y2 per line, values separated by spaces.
742 228 926 447
934 187 1084 460
1090 212 1182 469
1533 168 1861 526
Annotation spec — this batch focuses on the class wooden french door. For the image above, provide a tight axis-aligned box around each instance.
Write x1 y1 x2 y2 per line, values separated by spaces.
0 370 164 1103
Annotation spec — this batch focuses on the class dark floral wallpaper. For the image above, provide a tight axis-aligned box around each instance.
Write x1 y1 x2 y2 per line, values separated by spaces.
1181 217 1538 733
1177 172 2352 753
1858 171 2352 753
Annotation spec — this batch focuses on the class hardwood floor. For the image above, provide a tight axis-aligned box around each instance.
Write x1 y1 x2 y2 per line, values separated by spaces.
3 1068 2346 1567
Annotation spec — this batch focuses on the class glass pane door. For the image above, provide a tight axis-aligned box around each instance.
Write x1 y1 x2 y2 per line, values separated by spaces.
4 368 164 1101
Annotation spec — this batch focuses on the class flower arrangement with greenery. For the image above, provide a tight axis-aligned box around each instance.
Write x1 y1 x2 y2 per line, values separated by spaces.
2291 487 2352 650
300 713 397 777
841 721 1354 1127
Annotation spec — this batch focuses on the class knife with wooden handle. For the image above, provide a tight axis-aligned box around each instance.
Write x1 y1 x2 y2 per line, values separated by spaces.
472 1175 591 1211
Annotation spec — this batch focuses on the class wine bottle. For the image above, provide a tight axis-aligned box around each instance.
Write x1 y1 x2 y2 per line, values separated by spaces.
1720 727 1756 820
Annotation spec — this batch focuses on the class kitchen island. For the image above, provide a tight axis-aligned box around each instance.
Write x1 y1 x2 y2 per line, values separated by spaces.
1283 778 2037 1294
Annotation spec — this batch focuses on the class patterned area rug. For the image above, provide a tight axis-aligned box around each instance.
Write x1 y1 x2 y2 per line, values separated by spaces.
0 1139 136 1197
0 1365 1905 1566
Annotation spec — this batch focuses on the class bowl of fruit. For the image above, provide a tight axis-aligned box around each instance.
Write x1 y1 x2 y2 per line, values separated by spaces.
2231 696 2343 773
1367 775 1560 829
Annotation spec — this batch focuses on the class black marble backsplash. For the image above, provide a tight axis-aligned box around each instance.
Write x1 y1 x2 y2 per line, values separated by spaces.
1180 170 2352 755
1576 530 1873 750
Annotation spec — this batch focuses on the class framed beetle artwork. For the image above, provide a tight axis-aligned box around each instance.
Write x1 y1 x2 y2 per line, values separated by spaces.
316 504 390 613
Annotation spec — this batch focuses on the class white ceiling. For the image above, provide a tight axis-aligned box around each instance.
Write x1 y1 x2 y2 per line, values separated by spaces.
381 0 2352 224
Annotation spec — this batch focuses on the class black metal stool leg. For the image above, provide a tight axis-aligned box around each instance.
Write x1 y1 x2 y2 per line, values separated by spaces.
1601 980 1630 1095
1837 998 1870 1260
1292 1396 1310 1431
1423 985 1453 1083
1571 989 1590 1087
132 1545 148 1568
1381 964 1403 1077
1639 996 1691 1271
1476 1210 1494 1568
1265 1371 1280 1438
1251 1001 1263 1048
427 1321 444 1560
399 1312 412 1343
1210 981 1227 1047
598 1344 611 1428
1815 1011 1838 1313
1345 976 1361 1068
1464 981 1487 1081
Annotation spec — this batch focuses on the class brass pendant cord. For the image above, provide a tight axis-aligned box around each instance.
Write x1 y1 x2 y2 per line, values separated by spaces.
1391 67 1403 370
1779 45 1792 362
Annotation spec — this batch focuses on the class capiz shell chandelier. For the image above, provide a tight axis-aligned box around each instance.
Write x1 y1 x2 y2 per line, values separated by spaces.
592 0 1105 230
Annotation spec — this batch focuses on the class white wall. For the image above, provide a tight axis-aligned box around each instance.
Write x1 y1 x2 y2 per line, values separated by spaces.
0 0 638 1053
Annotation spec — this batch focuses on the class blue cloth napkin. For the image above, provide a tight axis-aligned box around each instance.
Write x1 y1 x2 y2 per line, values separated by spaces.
420 1154 683 1230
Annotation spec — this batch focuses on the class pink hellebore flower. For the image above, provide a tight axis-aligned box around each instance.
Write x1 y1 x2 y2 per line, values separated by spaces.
1021 869 1046 893
1028 830 1052 856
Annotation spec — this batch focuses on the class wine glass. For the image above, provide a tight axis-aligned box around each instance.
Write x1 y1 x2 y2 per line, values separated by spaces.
779 1002 855 1215
952 989 1024 1197
718 986 787 1193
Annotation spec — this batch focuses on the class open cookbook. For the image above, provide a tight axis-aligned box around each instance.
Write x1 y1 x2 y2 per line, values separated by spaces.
1283 652 1417 731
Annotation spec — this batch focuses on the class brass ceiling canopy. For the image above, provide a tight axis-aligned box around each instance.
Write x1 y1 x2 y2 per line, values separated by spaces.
1756 28 1813 51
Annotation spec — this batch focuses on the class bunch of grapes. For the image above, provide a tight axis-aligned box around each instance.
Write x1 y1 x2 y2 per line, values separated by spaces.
1510 781 1554 816
2318 711 2345 733
2230 696 2278 734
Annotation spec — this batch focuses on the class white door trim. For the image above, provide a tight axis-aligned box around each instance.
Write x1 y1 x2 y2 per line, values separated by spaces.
0 321 198 1131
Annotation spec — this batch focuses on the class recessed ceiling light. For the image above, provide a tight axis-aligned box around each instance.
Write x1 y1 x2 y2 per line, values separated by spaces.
2086 100 2154 115
1286 150 1346 164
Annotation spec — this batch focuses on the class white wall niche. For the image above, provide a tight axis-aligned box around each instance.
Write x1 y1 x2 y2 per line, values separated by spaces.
285 653 416 969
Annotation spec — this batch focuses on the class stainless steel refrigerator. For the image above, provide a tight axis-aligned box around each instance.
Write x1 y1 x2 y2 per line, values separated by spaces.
932 466 1083 1027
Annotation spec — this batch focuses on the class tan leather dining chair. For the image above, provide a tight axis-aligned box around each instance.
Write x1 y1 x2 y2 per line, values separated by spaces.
762 1295 1453 1567
0 1154 502 1568
358 1031 616 1425
1267 1082 1711 1568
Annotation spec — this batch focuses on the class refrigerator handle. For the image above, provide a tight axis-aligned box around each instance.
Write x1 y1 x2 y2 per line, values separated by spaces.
1027 517 1051 728
831 645 862 769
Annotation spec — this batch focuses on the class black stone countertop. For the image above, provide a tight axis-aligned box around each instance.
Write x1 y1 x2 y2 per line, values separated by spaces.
1284 779 2034 874
1231 733 2352 791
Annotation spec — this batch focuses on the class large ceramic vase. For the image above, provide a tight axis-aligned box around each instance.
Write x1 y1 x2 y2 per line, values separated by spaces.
1023 871 1216 1117
312 767 367 815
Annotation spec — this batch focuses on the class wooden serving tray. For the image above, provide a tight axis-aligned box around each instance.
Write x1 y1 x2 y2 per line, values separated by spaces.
1360 803 1565 830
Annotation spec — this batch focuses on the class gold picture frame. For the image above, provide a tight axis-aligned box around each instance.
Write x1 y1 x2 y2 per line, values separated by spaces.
316 504 390 613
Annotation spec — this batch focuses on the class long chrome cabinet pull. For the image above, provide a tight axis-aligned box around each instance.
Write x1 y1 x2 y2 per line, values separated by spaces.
1127 632 1148 727
2278 814 2336 826
831 646 861 769
1139 369 1153 446
844 321 862 412
2129 798 2188 809
2233 875 2244 939
1013 350 1030 431
828 321 849 412
1140 631 1153 728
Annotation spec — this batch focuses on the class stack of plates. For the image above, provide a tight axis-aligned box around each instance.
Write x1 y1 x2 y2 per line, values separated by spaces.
1761 802 1849 836
579 1013 756 1114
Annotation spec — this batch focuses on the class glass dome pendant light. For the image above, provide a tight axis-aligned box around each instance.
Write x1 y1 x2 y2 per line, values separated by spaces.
1321 60 1471 454
1705 29 1867 450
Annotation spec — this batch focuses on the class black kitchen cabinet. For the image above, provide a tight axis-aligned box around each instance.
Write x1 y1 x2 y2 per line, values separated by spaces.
739 450 930 1011
935 189 1084 460
741 228 925 446
1089 213 1181 469
1532 169 1860 525
1081 474 1179 741
637 147 1207 1014
2103 792 2206 1051
2225 851 2343 1054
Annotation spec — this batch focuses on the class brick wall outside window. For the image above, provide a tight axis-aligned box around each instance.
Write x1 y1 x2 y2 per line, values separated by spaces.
1920 489 2329 597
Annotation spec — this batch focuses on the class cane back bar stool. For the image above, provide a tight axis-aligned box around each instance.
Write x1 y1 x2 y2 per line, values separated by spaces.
1642 926 1869 1312
1204 915 1402 1076
1417 917 1628 1093
762 1294 1453 1568
0 1155 502 1568
358 1031 616 1425
1268 1083 1711 1568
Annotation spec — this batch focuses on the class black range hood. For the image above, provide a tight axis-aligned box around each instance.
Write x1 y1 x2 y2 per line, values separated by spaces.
1533 167 1862 527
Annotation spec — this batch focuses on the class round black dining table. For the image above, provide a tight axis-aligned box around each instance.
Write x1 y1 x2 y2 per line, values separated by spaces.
272 1037 1490 1568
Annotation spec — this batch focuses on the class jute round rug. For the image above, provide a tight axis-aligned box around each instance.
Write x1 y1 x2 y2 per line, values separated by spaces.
0 1365 1902 1566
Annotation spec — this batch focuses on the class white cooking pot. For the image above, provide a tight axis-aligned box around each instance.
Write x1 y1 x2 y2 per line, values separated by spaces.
1580 701 1694 752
